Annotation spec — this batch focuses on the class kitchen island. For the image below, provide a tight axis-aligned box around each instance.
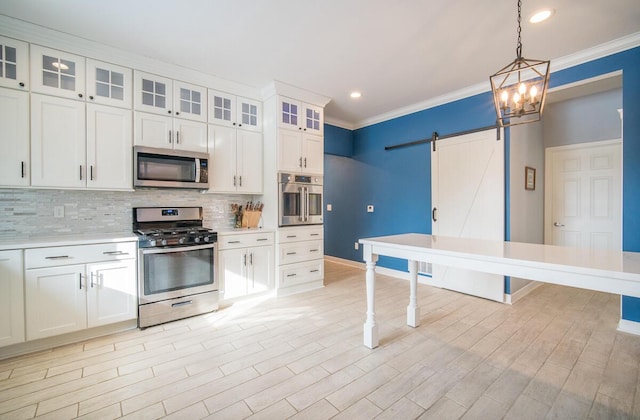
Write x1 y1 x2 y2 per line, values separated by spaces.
359 234 640 349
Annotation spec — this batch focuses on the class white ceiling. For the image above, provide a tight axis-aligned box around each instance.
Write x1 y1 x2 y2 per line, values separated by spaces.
1 0 639 128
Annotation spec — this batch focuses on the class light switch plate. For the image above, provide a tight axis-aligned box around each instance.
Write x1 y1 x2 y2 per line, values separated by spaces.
327 204 332 211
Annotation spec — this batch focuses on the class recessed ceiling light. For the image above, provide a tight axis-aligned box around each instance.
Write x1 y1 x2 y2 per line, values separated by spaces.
529 9 555 24
350 91 362 99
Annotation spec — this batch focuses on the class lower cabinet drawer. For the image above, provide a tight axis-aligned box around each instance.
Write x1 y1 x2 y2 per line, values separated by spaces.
25 242 137 269
279 260 324 288
138 291 219 328
278 240 323 265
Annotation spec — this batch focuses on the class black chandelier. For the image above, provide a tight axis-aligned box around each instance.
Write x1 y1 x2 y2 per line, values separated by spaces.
490 0 550 127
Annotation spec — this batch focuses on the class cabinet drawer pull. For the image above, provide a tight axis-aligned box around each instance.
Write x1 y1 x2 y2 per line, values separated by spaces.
309 249 319 252
171 300 193 308
103 251 129 256
256 238 269 242
310 233 320 236
287 273 297 277
286 252 297 255
228 240 241 244
286 235 297 238
45 255 70 260
310 269 319 273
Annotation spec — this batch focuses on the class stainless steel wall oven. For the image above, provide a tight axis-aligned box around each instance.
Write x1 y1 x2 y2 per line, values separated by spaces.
278 172 323 226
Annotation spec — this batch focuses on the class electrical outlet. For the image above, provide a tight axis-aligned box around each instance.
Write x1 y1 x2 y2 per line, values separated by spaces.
354 242 359 250
367 205 374 213
54 206 64 218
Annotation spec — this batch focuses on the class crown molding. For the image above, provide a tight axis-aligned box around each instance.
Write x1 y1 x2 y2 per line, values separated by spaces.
324 117 356 131
262 80 331 107
351 32 640 130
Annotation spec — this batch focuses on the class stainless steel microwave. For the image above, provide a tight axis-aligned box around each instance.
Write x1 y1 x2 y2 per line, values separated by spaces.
134 146 209 189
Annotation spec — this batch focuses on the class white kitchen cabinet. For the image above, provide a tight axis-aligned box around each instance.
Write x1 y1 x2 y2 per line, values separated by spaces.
0 35 29 90
25 242 137 341
278 96 323 136
30 93 86 188
218 231 274 300
208 89 262 132
0 88 29 187
31 94 132 189
134 111 208 153
278 130 323 174
0 250 25 347
208 124 262 193
87 259 137 328
86 58 132 108
276 226 324 295
86 103 133 190
30 44 86 100
135 72 207 121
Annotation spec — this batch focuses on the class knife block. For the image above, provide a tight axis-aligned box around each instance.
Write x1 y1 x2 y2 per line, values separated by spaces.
241 210 262 228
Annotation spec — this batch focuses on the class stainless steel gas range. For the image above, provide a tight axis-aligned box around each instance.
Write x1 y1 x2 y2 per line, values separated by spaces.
133 207 218 328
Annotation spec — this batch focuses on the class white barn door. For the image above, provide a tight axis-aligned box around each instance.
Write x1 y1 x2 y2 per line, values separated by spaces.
431 128 505 302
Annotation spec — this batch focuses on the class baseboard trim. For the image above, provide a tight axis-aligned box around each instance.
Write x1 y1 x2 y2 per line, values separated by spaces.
510 281 543 304
324 256 434 285
324 255 364 269
617 319 640 336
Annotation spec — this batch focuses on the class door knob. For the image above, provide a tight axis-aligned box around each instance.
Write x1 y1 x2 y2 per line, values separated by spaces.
553 222 565 227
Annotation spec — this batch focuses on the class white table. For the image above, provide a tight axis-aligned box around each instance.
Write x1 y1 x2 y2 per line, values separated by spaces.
359 234 640 349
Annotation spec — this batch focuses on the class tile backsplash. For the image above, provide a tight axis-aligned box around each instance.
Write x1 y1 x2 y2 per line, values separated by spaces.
0 188 249 239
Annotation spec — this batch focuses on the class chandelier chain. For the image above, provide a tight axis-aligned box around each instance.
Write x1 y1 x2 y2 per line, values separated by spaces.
516 0 523 58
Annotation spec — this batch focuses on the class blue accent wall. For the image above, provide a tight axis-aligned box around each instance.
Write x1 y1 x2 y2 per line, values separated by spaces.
323 46 640 321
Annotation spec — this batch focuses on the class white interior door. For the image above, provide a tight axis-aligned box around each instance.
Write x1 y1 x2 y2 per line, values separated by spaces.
545 139 622 250
431 128 505 302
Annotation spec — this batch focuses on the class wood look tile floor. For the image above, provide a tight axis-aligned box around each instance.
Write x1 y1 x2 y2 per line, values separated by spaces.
1 261 639 419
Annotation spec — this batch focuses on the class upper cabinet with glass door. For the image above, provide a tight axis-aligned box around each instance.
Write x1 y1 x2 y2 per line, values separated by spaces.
174 80 207 123
0 35 29 90
208 89 261 132
86 59 132 109
30 45 85 100
278 96 323 135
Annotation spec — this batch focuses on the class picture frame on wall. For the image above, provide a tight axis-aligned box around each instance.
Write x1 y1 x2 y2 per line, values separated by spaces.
525 166 536 190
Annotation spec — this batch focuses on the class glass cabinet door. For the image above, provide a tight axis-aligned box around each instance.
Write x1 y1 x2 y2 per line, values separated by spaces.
30 45 86 100
278 97 301 130
208 89 236 127
0 35 28 90
174 81 207 123
86 59 132 108
237 97 262 132
134 70 173 115
304 103 323 135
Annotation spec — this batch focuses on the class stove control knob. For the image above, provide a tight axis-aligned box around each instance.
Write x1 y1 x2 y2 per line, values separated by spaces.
204 236 210 242
161 239 167 246
194 236 201 243
179 237 186 245
149 239 157 247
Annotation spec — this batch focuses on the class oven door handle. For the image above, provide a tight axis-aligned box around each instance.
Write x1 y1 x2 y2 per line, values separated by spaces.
299 186 305 223
139 243 216 255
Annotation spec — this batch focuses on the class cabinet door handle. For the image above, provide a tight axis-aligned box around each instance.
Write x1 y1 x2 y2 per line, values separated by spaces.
299 157 302 168
21 161 25 178
304 158 307 168
169 130 172 144
79 165 83 181
249 253 253 265
90 165 94 181
90 272 96 288
176 131 180 144
239 175 242 187
243 254 247 266
432 207 437 222
79 273 83 290
233 175 236 187
45 255 70 260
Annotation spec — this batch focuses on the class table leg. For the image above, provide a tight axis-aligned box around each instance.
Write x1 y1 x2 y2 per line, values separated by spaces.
407 259 420 327
363 252 379 349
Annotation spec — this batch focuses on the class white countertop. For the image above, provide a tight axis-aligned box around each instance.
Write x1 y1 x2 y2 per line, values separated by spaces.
216 227 275 236
0 233 139 251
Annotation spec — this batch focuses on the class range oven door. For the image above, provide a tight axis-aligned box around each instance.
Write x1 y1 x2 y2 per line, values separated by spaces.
279 182 323 226
138 243 217 305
